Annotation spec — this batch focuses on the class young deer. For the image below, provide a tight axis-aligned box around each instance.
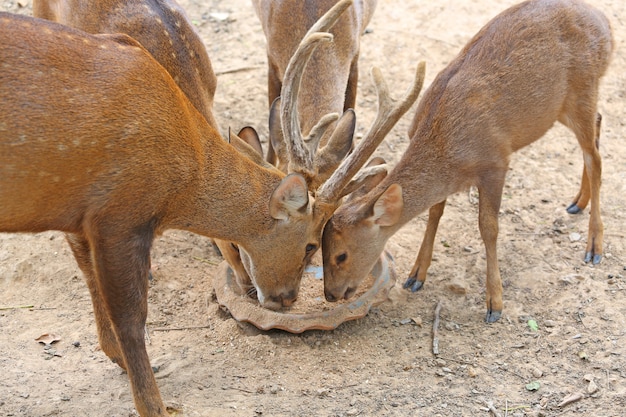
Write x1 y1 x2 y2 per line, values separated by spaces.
252 0 377 185
33 0 219 130
0 12 368 416
322 0 613 323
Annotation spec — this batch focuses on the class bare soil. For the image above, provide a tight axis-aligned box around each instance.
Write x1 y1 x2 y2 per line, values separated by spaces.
1 0 625 416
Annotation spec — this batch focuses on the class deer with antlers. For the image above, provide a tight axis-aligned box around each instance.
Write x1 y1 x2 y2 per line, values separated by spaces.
0 5 423 415
322 0 613 323
252 0 377 181
220 0 425 298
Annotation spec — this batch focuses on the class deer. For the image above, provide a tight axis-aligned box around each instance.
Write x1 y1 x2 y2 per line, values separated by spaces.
219 0 425 298
252 0 377 184
0 6 424 415
32 0 219 131
321 0 613 323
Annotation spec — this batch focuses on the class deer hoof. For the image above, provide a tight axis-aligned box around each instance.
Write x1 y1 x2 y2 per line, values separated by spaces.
403 277 424 292
584 251 602 265
485 310 501 323
566 203 582 214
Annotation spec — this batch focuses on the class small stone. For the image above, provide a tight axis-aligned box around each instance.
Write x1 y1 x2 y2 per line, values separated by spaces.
587 380 599 394
435 358 447 367
467 367 478 377
583 374 594 382
532 368 543 378
72 341 81 347
544 320 556 328
569 232 582 242
346 409 359 416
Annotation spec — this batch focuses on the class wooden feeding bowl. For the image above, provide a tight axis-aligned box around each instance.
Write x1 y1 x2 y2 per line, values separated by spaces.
213 251 396 333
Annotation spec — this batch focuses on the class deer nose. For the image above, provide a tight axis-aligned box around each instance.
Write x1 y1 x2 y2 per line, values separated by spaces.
269 289 298 307
324 290 338 302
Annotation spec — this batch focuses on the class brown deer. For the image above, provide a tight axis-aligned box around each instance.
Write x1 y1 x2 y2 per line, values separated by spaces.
0 7 424 415
219 0 426 297
322 0 613 323
252 0 377 184
33 0 219 130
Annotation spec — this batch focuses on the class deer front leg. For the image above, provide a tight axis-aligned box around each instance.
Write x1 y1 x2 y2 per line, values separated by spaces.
403 200 446 292
477 173 506 323
65 233 126 368
92 228 167 417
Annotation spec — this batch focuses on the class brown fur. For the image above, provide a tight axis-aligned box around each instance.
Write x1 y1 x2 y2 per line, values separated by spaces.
33 0 219 130
322 0 613 323
0 14 326 416
252 0 377 169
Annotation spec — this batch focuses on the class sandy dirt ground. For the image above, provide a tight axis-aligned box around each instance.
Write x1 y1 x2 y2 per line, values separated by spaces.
1 0 625 416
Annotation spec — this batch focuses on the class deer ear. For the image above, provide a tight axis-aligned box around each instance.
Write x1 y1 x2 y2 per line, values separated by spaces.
315 108 355 179
237 126 264 157
270 173 310 220
371 184 403 226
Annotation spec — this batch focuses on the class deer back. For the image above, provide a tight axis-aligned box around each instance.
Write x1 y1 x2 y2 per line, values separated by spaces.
33 0 219 130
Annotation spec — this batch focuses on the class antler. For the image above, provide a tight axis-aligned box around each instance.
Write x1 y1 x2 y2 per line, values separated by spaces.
317 61 427 203
279 0 354 182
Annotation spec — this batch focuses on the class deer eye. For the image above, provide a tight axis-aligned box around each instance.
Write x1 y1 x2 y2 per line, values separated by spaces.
305 244 317 254
336 253 347 264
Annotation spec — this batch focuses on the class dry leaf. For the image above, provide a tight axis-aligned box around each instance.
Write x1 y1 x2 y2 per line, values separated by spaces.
35 333 61 345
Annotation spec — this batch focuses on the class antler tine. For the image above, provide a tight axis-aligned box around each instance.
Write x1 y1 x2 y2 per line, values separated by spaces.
317 61 427 203
280 0 354 178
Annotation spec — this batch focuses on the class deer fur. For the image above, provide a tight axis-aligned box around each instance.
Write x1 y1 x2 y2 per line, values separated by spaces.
252 0 377 180
322 0 613 323
0 13 329 416
33 0 219 130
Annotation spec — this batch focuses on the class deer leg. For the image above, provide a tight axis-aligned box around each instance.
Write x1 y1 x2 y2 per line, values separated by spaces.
65 232 125 368
560 101 604 264
91 226 167 417
215 240 255 297
477 172 506 323
403 200 446 292
266 60 283 165
344 57 359 111
566 113 601 215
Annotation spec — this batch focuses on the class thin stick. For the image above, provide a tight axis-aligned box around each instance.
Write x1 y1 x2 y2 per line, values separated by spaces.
151 325 212 332
486 401 502 417
0 305 34 310
193 256 220 266
215 65 263 76
432 301 442 355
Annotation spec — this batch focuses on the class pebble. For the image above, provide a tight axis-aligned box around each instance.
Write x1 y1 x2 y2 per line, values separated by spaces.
587 380 599 394
435 358 447 367
532 368 543 378
544 320 556 328
467 367 478 377
569 232 582 242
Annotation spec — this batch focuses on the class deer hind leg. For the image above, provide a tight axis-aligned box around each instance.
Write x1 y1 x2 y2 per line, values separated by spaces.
560 100 604 264
65 232 125 368
477 171 507 323
90 225 167 417
404 200 446 292
566 113 602 215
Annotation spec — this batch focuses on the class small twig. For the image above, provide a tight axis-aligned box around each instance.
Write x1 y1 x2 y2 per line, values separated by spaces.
432 301 442 355
193 256 220 266
215 65 262 76
221 386 255 394
486 401 502 417
0 305 34 310
151 325 212 332
558 392 584 407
